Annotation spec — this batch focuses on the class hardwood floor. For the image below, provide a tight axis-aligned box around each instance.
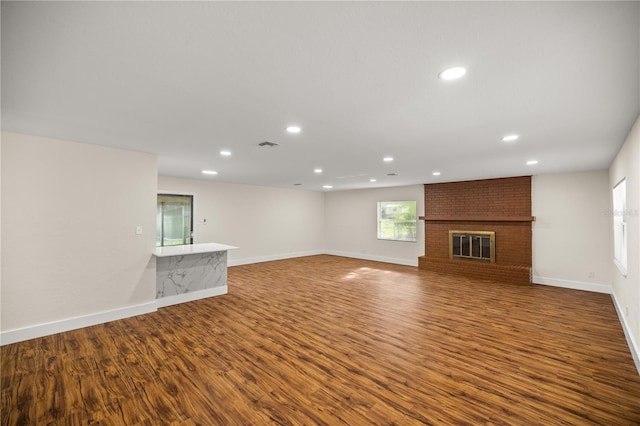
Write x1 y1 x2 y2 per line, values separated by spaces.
2 255 639 425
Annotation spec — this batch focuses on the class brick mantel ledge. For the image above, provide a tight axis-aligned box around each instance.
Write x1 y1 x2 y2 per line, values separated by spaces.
419 215 535 222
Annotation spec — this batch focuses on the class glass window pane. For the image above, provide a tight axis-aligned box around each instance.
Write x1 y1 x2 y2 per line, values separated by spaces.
481 237 491 259
461 236 470 257
472 236 481 258
377 201 417 242
453 235 461 256
157 194 193 247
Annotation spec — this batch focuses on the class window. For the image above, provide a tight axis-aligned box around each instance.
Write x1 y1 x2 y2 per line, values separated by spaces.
377 201 417 242
613 179 627 276
157 194 193 247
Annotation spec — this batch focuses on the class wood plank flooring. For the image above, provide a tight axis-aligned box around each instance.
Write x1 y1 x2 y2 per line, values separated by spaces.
2 255 640 425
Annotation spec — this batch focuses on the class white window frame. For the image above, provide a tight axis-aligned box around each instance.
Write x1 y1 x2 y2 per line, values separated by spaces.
613 179 627 276
377 200 417 242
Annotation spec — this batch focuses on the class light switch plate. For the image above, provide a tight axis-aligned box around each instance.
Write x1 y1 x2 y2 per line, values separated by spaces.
135 226 143 235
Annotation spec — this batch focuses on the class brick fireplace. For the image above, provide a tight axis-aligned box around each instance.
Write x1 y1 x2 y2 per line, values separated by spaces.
418 176 533 285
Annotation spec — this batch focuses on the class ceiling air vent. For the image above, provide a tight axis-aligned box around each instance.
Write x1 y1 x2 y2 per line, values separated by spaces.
258 141 279 147
386 172 399 176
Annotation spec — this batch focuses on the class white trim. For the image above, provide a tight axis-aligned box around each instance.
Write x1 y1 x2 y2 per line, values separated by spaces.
227 250 419 267
228 250 325 266
611 291 640 375
156 286 228 308
612 179 628 276
324 250 419 267
614 258 628 278
0 302 157 346
532 275 611 294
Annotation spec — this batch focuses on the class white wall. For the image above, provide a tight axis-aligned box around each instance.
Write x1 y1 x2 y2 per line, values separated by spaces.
532 171 612 292
157 176 325 264
609 114 640 371
324 185 424 266
3 128 636 355
1 132 158 341
0 136 3 333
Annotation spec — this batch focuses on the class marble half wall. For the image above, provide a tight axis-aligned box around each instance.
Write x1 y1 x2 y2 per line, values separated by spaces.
156 251 227 298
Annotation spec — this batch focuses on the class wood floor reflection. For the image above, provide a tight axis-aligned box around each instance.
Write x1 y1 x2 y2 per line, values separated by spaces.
2 255 639 425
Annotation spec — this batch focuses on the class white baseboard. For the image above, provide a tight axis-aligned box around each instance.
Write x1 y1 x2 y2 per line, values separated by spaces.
611 292 640 375
1 286 232 345
0 301 157 346
228 250 419 268
532 275 611 294
10 260 616 346
324 250 419 267
2 251 326 345
228 250 325 267
156 285 228 308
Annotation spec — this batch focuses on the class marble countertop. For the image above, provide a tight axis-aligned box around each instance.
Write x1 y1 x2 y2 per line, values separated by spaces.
154 242 239 257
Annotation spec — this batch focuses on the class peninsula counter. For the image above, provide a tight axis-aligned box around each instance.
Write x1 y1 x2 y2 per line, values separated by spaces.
153 242 238 307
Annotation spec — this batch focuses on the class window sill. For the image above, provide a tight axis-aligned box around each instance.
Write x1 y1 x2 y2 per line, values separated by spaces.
614 259 628 278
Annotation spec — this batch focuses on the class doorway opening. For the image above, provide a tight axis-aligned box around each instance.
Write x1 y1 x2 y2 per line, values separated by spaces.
156 194 194 246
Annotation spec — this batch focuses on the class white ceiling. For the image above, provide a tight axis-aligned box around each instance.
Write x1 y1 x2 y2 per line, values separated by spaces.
2 1 639 191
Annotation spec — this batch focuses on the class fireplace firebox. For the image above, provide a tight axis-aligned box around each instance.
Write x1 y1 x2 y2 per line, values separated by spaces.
449 230 495 262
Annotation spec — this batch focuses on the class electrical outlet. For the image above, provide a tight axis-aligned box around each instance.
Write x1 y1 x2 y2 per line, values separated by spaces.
625 307 629 317
587 271 595 279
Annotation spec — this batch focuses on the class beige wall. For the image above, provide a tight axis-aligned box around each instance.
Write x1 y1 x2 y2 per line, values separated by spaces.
157 176 325 264
0 136 3 331
532 171 612 290
324 185 424 266
609 114 640 361
3 126 637 355
1 132 157 332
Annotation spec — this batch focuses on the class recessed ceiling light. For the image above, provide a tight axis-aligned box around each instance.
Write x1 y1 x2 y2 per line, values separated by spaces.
502 135 519 142
438 66 466 80
383 156 394 162
286 126 301 134
322 185 333 189
314 168 323 174
202 170 218 175
220 150 232 156
526 160 538 165
432 171 441 176
370 178 377 182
